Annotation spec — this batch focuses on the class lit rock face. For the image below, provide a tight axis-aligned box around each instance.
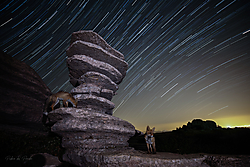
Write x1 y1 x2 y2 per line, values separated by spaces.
66 30 128 115
67 54 123 86
48 30 135 166
70 30 125 60
67 41 127 77
48 108 135 149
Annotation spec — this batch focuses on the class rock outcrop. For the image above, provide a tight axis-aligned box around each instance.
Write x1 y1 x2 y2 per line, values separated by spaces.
49 108 135 166
80 150 210 167
0 50 51 134
176 119 218 131
66 30 128 116
48 30 135 166
74 151 249 167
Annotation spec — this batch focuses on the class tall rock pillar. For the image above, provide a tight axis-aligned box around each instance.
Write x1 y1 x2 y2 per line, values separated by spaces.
48 30 135 166
67 30 128 115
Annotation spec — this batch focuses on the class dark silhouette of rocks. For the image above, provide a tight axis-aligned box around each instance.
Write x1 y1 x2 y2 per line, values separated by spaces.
135 129 144 136
48 30 135 166
176 119 218 131
0 50 51 134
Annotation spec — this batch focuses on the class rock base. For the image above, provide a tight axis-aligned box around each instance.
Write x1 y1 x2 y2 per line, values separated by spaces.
64 150 250 167
48 108 135 166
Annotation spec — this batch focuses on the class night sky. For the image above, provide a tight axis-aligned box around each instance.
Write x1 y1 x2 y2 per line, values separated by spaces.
1 0 250 132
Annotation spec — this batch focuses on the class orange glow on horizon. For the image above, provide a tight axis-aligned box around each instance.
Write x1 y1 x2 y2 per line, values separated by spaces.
214 115 250 128
133 115 250 132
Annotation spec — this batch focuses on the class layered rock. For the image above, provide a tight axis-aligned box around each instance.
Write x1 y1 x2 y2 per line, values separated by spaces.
70 71 118 93
48 30 135 166
67 54 123 85
49 108 135 149
0 50 51 134
48 107 135 166
70 30 125 60
67 41 128 77
66 30 128 116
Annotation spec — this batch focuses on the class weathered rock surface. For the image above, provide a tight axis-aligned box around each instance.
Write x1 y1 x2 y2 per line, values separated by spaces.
48 108 135 166
67 41 128 77
83 150 210 167
67 54 123 84
49 30 135 166
69 71 118 91
70 30 125 60
60 148 250 167
72 94 115 115
66 30 127 116
0 50 51 134
49 108 135 142
100 89 114 100
71 83 101 96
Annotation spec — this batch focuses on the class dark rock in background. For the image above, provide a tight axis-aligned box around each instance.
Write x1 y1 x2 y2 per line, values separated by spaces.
135 129 144 136
176 119 218 131
0 50 51 134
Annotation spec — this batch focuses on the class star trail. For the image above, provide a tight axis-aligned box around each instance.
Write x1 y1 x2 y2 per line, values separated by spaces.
1 0 250 131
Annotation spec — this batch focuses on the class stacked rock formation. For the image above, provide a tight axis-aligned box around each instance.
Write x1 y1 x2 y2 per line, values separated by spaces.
48 30 135 166
67 30 128 115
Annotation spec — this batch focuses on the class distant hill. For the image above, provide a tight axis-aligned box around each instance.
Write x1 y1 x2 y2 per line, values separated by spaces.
175 119 221 131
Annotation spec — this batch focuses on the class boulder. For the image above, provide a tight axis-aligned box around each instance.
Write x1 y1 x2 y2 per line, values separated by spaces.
100 89 114 100
67 54 123 84
73 94 115 115
70 30 125 60
48 108 135 166
49 108 135 140
85 151 210 167
71 84 114 101
0 50 51 134
69 71 118 92
71 83 101 96
67 41 128 77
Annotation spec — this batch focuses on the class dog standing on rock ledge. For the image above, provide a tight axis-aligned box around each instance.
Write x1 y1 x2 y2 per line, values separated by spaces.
145 125 156 154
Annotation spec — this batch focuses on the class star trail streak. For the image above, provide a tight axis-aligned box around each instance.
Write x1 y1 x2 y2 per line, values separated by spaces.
0 0 250 131
197 80 220 93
